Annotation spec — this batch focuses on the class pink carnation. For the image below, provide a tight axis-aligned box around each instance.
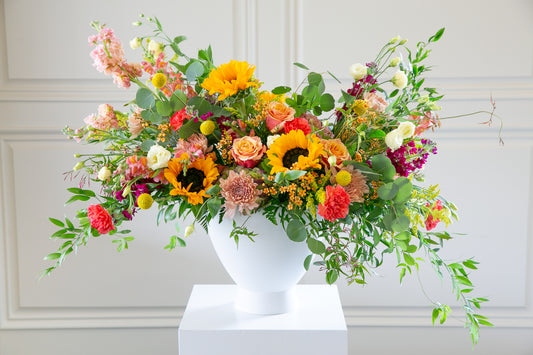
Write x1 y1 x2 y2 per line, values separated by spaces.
87 204 115 235
318 185 351 222
284 117 312 135
425 200 443 230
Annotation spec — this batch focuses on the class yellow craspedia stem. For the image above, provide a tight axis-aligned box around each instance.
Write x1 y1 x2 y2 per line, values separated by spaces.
151 73 167 89
335 170 352 186
200 120 216 135
137 193 154 210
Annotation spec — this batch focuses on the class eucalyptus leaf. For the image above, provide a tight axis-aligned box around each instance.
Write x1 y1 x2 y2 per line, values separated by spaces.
136 88 155 109
286 219 307 242
186 61 205 81
319 93 335 111
307 238 326 254
377 182 398 200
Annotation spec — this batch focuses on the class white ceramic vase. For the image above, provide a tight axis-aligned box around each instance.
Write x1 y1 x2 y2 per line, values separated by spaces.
207 211 310 315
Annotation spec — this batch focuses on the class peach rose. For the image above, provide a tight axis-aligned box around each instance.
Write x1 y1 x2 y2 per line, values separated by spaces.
231 136 266 168
265 101 295 132
322 139 351 166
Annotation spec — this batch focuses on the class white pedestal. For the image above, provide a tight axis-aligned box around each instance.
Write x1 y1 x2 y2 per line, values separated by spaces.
178 285 347 355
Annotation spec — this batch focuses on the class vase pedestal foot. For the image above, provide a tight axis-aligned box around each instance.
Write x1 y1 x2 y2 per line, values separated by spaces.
235 287 297 315
178 284 347 355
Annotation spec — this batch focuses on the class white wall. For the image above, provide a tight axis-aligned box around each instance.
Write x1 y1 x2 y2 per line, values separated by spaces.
1 0 532 354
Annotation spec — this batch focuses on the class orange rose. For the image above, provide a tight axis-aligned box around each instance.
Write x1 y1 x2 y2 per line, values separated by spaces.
231 136 266 168
265 101 295 132
322 139 351 166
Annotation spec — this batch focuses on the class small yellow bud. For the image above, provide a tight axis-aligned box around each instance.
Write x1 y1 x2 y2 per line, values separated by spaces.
399 39 408 45
389 36 401 44
151 73 167 89
335 170 352 186
122 185 131 197
200 120 216 135
417 95 429 104
73 153 81 158
136 193 153 210
73 161 84 171
428 102 441 111
184 224 195 238
389 57 401 67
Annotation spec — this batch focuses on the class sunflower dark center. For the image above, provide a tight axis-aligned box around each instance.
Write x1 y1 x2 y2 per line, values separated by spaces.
177 168 205 193
282 148 309 169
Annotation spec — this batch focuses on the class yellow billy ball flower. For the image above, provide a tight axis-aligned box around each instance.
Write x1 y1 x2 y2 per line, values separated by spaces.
151 73 167 89
137 193 154 210
335 170 352 186
200 120 216 135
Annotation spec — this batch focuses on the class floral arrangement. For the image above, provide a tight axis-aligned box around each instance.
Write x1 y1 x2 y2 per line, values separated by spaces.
43 16 497 343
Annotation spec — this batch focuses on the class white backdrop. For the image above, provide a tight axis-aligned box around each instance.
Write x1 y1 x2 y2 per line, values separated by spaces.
1 0 532 354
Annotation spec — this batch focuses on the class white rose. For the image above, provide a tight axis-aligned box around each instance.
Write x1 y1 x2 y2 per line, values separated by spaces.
384 129 404 151
391 70 408 89
148 40 164 56
147 144 171 170
397 121 415 139
266 134 281 147
349 63 368 81
129 37 141 49
97 166 112 181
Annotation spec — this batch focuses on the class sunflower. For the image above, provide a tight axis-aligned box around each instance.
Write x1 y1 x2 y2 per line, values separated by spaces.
164 156 219 205
201 60 256 101
266 130 324 174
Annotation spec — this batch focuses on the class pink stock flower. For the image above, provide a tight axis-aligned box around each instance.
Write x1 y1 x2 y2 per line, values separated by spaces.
425 200 443 230
84 104 119 131
89 25 141 89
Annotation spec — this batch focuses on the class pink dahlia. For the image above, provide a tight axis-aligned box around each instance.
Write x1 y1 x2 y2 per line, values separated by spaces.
219 170 261 219
318 185 351 222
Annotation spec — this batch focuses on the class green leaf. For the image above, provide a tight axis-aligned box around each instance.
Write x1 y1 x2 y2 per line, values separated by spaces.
171 90 187 111
327 70 341 84
341 90 355 106
430 28 445 42
206 185 221 196
272 86 292 95
286 219 307 242
395 231 411 241
307 238 326 254
136 88 155 109
186 61 205 81
370 155 395 182
293 62 309 70
49 218 65 228
307 72 322 86
66 188 96 197
156 101 173 117
207 198 222 218
44 253 61 260
368 129 386 138
303 254 313 270
64 195 90 205
404 254 415 266
432 308 440 325
326 269 338 284
178 118 201 139
391 215 410 232
284 170 306 181
392 177 413 204
319 93 335 111
382 213 395 231
140 139 155 152
377 182 398 200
